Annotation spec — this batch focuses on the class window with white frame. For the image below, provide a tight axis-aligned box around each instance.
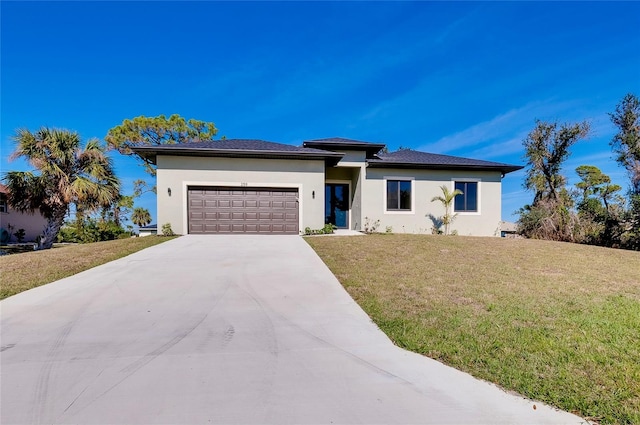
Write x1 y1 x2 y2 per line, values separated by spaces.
386 179 412 211
454 181 478 212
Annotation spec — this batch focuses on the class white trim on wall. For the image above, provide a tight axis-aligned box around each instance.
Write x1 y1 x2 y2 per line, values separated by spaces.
383 176 415 215
181 181 304 234
451 178 481 216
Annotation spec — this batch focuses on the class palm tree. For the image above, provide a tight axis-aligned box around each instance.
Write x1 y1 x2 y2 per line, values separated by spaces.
131 207 152 228
4 127 120 249
431 185 463 235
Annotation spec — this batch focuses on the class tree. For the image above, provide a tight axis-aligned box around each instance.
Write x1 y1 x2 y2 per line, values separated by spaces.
609 93 640 250
523 120 590 204
575 165 621 212
105 114 218 176
131 207 152 228
431 185 463 235
97 194 134 227
518 120 589 243
609 93 640 194
574 166 624 247
4 128 120 249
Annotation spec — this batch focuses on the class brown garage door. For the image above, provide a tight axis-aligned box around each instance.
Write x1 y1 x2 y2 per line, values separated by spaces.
188 187 299 234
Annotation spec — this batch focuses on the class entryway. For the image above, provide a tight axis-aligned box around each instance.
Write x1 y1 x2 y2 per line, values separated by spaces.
325 183 349 228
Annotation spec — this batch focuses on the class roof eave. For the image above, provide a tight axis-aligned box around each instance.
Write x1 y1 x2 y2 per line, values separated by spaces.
303 141 386 155
367 161 523 174
131 146 344 166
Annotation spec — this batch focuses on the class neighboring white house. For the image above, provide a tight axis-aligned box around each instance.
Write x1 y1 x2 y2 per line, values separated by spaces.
0 184 47 243
138 224 157 237
132 138 522 236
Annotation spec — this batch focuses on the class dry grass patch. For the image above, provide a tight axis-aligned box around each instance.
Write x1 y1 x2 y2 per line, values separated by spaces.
306 234 640 424
0 236 177 299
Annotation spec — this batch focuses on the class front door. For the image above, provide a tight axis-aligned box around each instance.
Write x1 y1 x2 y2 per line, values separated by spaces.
325 183 349 228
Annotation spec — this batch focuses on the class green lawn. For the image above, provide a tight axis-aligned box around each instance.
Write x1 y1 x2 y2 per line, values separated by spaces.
306 234 640 424
0 236 177 300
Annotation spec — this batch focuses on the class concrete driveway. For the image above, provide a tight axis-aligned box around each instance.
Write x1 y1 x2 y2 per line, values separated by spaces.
1 235 584 424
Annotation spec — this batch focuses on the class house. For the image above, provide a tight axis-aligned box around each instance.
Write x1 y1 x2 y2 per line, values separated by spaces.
132 137 522 236
138 224 157 237
500 221 520 238
0 184 48 243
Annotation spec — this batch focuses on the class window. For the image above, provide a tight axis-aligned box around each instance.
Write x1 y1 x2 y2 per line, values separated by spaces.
0 194 7 213
387 180 412 211
454 181 478 212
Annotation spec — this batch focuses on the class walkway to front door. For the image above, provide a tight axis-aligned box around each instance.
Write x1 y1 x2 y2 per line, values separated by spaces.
325 183 349 228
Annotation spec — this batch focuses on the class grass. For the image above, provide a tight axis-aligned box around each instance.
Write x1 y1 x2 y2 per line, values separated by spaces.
0 236 177 300
306 234 640 424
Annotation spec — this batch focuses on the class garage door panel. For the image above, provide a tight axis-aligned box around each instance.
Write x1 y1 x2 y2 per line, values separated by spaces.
285 224 298 232
188 186 299 234
231 224 245 232
217 223 232 232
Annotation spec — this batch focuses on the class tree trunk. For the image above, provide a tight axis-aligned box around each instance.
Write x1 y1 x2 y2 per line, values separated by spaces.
38 208 67 250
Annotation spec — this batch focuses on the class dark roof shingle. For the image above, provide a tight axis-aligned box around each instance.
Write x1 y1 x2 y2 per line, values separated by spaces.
148 139 331 153
303 137 385 157
131 139 343 164
369 149 523 173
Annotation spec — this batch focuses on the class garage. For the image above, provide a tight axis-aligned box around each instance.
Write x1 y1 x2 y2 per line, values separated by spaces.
188 186 299 234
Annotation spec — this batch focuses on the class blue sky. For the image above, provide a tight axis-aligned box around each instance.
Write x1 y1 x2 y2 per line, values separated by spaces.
2 1 639 225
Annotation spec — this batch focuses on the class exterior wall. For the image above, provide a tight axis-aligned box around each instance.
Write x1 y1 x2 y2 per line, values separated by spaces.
361 168 503 236
0 207 48 242
156 156 326 234
337 150 366 164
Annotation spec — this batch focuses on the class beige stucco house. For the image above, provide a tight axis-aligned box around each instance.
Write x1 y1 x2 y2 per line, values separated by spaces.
132 138 522 236
0 184 47 243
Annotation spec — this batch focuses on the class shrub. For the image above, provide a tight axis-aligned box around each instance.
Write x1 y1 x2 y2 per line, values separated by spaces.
161 223 175 236
304 224 336 235
14 229 26 243
363 217 380 234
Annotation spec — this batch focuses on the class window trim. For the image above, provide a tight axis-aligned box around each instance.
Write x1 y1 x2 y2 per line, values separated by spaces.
452 178 481 215
383 176 415 214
